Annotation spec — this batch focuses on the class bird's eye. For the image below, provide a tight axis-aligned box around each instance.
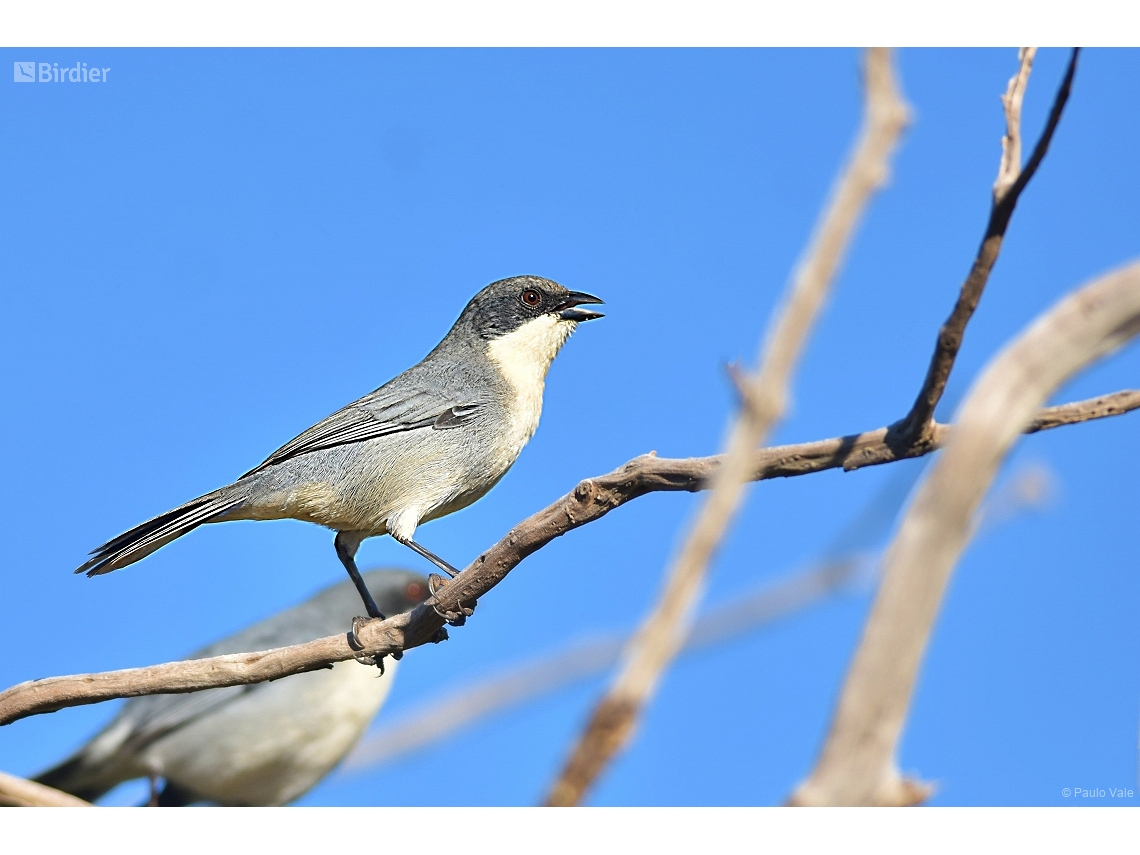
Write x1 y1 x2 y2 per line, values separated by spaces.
520 289 542 307
406 582 424 600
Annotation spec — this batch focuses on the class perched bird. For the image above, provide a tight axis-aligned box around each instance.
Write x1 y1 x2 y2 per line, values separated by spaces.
36 568 430 806
77 276 603 618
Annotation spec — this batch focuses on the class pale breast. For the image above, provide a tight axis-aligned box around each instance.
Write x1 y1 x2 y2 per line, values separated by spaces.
485 314 576 461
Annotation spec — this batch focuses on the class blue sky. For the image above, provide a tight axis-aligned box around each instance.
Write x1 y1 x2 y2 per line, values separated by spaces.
1 48 1137 807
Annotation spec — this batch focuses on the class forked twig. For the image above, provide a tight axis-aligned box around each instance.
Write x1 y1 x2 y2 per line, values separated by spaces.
895 48 1080 447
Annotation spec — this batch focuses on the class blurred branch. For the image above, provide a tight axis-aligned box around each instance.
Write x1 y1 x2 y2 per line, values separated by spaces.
973 460 1057 537
790 260 1140 807
0 770 89 807
344 637 623 772
0 386 1131 728
345 459 1051 773
542 47 911 807
894 48 1079 448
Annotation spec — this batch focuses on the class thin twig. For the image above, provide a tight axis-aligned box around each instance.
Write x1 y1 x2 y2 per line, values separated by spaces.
895 48 1079 447
994 48 1037 200
1025 389 1140 432
790 260 1140 806
541 47 911 807
0 389 1133 728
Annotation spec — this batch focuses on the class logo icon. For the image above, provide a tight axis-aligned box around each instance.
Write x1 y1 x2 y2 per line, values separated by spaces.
14 62 36 83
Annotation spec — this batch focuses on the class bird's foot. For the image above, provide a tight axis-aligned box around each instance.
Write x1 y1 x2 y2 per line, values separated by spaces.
428 573 477 627
348 616 401 672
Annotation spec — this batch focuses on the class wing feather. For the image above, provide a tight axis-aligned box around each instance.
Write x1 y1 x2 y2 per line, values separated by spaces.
242 388 482 477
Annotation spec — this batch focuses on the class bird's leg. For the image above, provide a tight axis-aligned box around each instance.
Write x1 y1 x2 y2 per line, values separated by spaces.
335 531 400 668
400 537 462 579
335 531 385 619
392 534 477 626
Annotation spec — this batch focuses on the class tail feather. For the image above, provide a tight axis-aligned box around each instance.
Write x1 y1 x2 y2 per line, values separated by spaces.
78 491 246 577
34 755 118 804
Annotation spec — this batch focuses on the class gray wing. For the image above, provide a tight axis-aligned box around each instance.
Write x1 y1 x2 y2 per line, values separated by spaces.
242 384 484 478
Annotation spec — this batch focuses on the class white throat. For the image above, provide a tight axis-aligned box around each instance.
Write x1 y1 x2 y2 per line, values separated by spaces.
486 314 575 448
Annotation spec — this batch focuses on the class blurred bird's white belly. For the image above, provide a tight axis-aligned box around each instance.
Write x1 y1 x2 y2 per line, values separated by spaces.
143 658 396 805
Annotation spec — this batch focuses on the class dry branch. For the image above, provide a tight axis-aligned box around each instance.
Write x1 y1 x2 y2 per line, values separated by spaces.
994 48 1037 200
1026 389 1140 432
541 47 911 807
895 48 1079 446
0 390 1133 729
790 260 1140 807
0 770 90 807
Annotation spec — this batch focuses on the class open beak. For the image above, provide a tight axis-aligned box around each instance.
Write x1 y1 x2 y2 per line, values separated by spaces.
555 291 605 322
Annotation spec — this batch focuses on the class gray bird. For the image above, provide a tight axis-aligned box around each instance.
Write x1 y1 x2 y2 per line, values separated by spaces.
35 568 430 806
77 276 603 619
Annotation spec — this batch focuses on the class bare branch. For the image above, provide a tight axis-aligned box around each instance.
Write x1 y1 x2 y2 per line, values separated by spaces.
0 386 1132 728
790 260 1140 807
542 47 910 808
1026 389 1140 432
0 770 90 807
896 48 1079 446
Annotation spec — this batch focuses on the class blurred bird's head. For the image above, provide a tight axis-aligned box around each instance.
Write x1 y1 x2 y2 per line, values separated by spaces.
362 568 432 617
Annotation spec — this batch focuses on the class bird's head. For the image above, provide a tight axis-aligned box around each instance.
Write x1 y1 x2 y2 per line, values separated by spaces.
461 275 605 340
363 568 433 617
449 276 604 383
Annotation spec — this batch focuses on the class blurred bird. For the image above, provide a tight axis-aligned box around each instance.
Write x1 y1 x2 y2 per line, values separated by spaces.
35 568 429 806
77 276 604 620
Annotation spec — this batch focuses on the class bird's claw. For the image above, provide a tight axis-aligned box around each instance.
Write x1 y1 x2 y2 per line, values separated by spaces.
348 615 399 672
428 575 477 626
348 615 372 650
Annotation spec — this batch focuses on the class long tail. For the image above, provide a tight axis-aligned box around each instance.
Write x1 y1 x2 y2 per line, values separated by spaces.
34 754 117 804
77 490 246 577
36 753 205 806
